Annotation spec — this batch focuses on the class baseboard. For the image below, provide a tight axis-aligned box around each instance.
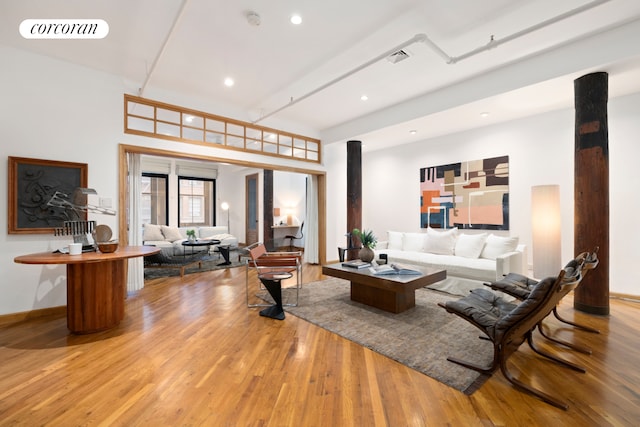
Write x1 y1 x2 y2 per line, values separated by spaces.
0 306 66 327
610 292 640 303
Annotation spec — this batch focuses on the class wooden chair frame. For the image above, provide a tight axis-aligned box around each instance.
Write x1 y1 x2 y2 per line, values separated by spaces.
439 265 585 410
487 248 600 354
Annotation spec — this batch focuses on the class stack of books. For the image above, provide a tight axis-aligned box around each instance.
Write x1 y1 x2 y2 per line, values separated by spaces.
341 259 371 269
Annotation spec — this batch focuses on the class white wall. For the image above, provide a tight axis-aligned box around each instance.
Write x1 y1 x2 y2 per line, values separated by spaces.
1 47 126 314
325 92 640 296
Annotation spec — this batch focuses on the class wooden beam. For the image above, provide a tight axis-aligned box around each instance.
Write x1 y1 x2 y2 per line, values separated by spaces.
574 72 610 315
346 140 362 260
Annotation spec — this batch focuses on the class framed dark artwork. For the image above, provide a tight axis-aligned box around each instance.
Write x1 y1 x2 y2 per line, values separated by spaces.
420 155 510 230
8 157 88 234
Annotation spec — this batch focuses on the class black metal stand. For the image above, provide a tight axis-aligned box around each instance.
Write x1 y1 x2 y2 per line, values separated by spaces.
257 273 292 320
217 245 231 266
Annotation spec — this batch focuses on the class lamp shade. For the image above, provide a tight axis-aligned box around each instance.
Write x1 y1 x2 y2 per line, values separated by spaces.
531 185 561 279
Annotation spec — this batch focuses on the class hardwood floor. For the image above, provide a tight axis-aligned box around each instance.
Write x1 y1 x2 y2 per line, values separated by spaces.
1 264 639 426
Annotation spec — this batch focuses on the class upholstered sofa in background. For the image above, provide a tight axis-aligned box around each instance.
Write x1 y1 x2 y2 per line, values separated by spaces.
142 224 238 256
374 228 527 296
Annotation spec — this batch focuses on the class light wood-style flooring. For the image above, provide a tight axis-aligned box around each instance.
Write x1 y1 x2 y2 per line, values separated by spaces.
1 264 639 426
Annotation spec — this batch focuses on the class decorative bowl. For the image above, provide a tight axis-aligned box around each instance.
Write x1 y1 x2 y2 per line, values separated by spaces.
98 240 119 253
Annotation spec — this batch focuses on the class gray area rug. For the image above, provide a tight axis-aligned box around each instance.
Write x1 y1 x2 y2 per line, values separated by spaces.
284 278 493 394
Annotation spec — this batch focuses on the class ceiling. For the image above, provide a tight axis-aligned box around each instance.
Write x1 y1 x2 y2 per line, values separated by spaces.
3 0 640 152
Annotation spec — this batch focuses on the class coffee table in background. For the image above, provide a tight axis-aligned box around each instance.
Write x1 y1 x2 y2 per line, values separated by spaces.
181 239 220 257
322 263 446 313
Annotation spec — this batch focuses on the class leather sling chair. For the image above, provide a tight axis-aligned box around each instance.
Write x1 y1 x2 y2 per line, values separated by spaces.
487 247 599 354
245 242 302 308
438 263 584 410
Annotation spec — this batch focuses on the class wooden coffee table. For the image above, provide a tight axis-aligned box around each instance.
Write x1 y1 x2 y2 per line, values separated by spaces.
322 263 446 313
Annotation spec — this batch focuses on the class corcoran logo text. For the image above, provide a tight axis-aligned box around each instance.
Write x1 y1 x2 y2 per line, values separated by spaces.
20 19 109 39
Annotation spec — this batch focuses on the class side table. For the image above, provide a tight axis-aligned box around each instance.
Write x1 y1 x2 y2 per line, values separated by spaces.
14 246 161 334
215 245 232 266
257 271 293 320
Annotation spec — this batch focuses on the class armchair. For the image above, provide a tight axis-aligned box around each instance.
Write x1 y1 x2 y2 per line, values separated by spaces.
488 247 600 354
438 264 584 409
245 242 302 308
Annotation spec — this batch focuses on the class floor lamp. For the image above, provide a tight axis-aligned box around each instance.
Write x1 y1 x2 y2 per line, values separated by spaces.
221 202 230 234
531 185 561 279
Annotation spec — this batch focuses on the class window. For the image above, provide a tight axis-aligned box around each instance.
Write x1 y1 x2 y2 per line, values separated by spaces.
179 177 216 227
141 173 168 225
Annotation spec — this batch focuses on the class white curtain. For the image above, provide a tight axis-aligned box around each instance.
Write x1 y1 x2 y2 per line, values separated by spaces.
304 175 319 264
126 152 145 292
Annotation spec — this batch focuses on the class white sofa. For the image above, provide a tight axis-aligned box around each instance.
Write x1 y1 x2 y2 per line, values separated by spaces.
374 228 527 296
142 224 238 256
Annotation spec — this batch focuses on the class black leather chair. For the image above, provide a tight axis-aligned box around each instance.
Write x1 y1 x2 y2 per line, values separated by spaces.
488 247 599 354
284 221 304 251
438 263 584 410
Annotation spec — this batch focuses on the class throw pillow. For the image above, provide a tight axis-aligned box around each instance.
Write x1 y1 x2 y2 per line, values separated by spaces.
387 231 403 250
454 233 487 259
161 225 184 242
142 223 164 241
480 234 519 260
424 227 458 255
403 232 426 252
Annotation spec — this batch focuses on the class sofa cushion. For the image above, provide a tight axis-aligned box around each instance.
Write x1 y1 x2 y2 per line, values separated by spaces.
403 232 425 252
161 225 183 242
424 227 458 255
387 231 403 250
143 223 164 241
380 249 498 282
480 234 519 260
198 226 228 238
202 233 233 241
455 233 487 259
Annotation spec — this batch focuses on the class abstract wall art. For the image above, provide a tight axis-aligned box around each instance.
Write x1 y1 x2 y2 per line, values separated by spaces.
420 155 509 230
8 157 88 234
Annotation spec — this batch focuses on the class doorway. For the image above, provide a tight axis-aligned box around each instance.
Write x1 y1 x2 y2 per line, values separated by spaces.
119 144 326 264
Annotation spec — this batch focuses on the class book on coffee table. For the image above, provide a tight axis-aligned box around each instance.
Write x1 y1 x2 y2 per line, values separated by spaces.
372 263 421 275
342 260 371 269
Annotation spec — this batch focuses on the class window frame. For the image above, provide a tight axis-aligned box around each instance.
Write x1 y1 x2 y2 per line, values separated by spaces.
177 175 217 228
141 172 169 226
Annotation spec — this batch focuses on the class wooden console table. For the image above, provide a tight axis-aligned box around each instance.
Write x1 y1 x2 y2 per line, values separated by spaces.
14 246 160 334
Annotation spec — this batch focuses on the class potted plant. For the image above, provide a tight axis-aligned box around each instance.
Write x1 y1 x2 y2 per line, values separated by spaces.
186 229 196 241
352 228 377 263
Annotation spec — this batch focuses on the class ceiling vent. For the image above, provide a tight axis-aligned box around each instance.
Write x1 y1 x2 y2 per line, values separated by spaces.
386 49 410 64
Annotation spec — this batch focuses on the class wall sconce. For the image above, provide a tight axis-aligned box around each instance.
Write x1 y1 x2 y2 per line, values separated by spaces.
273 207 281 216
531 185 561 279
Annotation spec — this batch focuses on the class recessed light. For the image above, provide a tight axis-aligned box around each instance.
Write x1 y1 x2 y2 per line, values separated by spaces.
480 111 489 117
290 14 302 25
409 130 417 135
360 95 368 101
224 77 234 87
